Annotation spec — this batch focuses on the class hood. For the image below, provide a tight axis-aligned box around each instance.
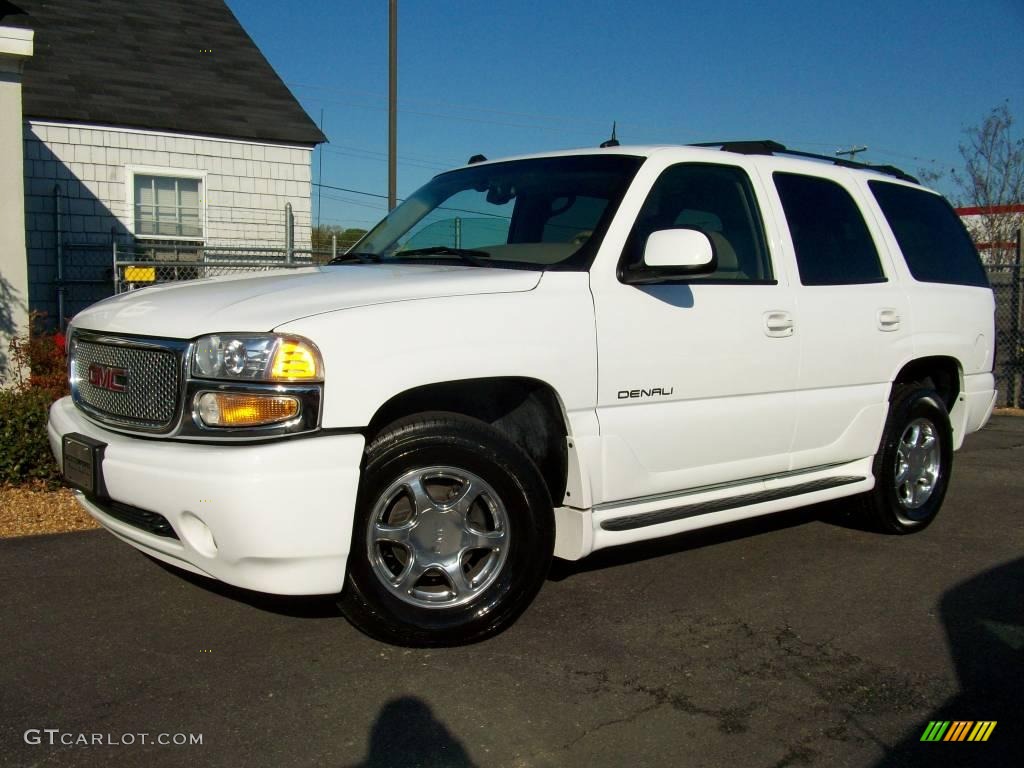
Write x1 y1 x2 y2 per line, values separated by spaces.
70 264 542 338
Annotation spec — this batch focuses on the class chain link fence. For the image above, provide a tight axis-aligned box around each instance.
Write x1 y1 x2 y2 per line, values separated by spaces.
112 242 335 294
986 231 1024 408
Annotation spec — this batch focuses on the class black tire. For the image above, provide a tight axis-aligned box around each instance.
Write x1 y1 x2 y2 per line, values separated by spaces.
856 385 953 534
339 412 554 646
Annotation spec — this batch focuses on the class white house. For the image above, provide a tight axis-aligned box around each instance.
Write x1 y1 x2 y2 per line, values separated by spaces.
3 0 325 331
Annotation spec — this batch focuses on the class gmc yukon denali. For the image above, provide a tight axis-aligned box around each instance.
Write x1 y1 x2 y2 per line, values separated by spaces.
48 141 997 646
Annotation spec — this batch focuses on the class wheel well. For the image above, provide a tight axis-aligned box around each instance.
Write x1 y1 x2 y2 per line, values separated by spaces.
366 378 569 505
893 357 961 410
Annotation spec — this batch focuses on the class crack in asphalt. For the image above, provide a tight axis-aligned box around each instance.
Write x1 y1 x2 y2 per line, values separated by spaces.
510 614 955 767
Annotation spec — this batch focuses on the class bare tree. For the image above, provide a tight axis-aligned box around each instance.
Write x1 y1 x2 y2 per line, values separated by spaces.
951 103 1024 265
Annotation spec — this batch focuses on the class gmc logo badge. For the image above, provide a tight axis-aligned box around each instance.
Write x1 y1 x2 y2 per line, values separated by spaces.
87 363 128 393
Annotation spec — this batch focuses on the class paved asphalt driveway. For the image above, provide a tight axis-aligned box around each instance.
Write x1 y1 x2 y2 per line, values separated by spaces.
2 418 1022 768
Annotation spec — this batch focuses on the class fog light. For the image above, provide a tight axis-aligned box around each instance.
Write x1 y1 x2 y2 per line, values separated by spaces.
196 392 300 428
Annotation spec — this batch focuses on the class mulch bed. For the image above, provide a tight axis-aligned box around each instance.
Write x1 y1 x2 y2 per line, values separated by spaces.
0 483 99 538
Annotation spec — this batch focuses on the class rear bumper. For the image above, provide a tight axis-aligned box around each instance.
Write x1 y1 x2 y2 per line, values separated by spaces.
48 396 364 595
952 372 997 449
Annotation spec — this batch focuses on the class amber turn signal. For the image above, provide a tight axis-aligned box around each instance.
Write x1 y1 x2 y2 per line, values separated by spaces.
270 339 320 381
196 392 300 428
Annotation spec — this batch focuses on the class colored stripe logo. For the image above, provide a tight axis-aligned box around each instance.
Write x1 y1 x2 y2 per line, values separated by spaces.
920 721 996 742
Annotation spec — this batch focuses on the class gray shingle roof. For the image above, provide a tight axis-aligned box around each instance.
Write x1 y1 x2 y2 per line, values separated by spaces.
8 0 326 146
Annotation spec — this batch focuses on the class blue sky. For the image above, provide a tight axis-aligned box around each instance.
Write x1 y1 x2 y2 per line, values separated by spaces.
227 0 1024 232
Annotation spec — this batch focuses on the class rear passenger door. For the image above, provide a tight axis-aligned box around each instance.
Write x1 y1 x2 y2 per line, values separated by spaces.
761 166 913 469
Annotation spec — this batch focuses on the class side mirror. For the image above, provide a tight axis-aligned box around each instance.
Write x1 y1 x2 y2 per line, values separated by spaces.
622 228 717 284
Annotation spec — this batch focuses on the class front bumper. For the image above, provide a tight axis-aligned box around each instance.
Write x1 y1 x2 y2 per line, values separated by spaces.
48 396 365 595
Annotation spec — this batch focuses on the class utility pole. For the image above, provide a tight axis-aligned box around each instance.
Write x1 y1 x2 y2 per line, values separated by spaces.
835 145 868 162
316 108 324 232
388 0 397 211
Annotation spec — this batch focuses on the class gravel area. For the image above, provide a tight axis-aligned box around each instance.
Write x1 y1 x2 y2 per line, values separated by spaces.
0 484 98 538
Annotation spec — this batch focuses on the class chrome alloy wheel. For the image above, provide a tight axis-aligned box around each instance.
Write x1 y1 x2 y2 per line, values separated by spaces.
366 466 510 609
894 417 941 511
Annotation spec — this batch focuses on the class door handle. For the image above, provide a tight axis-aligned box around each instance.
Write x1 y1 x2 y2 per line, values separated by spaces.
764 310 794 338
877 308 901 332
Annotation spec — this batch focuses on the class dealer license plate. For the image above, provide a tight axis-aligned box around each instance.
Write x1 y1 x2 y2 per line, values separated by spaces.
62 433 108 497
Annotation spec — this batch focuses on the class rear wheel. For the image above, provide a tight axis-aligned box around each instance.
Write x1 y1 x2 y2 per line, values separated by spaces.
339 412 554 646
857 386 953 534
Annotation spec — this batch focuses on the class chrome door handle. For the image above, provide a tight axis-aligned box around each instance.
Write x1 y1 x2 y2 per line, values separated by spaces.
764 310 794 338
878 308 901 332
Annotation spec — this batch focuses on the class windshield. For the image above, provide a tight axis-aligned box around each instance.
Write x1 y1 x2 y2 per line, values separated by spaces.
348 154 644 270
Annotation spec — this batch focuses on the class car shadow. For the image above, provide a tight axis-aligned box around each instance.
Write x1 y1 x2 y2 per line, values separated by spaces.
145 555 342 619
548 501 849 582
871 557 1024 766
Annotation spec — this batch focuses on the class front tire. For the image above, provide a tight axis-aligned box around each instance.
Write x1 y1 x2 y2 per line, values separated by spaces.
857 386 953 534
339 412 554 646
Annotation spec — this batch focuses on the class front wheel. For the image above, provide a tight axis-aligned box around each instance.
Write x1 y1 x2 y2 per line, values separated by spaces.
339 412 554 646
857 386 953 534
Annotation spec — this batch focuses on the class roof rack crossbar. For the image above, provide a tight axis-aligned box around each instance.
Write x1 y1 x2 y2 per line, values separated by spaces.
689 140 919 184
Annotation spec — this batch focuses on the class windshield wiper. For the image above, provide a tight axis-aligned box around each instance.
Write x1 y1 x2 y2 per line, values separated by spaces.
328 252 379 265
396 246 490 267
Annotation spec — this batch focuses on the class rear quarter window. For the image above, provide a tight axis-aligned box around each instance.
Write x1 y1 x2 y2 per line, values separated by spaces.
868 181 989 287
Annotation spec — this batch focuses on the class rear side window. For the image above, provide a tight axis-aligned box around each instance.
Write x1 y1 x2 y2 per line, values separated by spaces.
774 173 885 286
868 181 988 287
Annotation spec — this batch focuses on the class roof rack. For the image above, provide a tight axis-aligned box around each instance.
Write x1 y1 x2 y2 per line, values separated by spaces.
689 140 919 184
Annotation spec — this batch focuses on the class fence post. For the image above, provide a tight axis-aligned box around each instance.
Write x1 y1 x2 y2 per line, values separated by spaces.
331 234 337 260
1012 227 1023 409
285 203 294 264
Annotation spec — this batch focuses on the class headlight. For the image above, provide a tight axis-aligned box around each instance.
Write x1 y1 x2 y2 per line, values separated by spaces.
192 334 323 382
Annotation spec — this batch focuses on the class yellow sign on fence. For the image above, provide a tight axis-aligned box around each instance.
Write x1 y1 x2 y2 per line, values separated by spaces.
124 266 156 282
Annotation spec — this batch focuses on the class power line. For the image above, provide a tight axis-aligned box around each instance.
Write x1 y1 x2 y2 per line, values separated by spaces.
314 181 397 201
323 142 455 168
288 81 635 132
320 145 450 172
295 92 600 137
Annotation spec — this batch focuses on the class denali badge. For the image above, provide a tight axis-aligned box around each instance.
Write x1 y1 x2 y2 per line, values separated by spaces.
617 387 674 399
87 363 128 393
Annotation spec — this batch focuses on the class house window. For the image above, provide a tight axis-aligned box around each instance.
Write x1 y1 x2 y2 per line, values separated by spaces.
133 174 203 238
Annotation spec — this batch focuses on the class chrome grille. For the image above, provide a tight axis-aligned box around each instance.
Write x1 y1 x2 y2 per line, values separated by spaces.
71 336 182 430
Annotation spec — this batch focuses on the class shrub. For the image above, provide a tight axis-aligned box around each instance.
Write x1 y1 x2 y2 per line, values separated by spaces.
2 313 68 485
7 313 68 400
0 387 60 485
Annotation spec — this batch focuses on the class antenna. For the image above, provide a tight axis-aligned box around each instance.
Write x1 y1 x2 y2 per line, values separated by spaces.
600 121 619 148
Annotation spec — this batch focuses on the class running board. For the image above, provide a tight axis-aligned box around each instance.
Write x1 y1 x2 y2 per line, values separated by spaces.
599 476 866 532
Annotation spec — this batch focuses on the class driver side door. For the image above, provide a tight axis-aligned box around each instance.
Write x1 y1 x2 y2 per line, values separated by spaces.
591 161 801 504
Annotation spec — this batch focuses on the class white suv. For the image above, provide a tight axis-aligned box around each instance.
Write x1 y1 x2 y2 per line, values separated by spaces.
48 141 996 645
